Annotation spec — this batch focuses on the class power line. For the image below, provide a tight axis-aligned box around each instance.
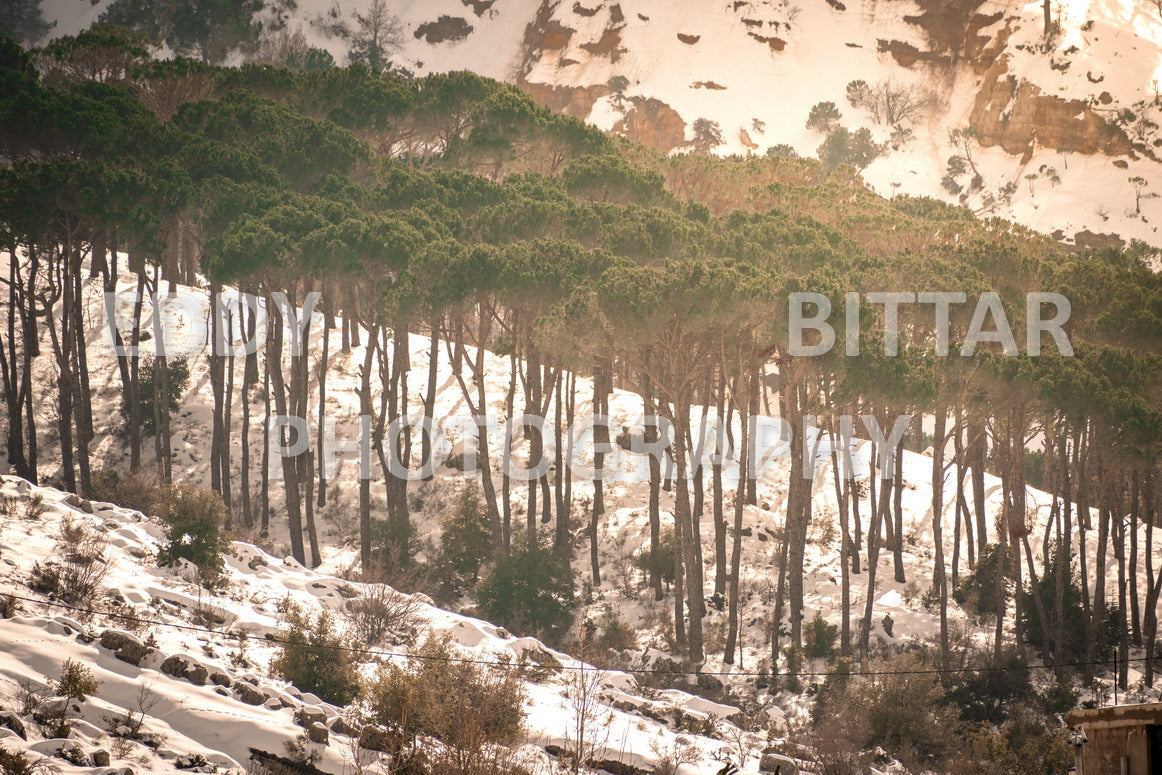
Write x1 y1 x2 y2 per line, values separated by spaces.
0 590 1149 680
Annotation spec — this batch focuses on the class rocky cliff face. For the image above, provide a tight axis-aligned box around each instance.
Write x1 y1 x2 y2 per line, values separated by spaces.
970 56 1135 160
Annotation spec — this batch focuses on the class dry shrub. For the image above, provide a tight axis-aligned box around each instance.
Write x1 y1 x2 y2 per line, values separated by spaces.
23 494 46 521
0 747 61 775
29 517 109 605
90 469 164 516
649 738 699 775
810 652 961 768
271 601 360 706
364 634 525 775
104 681 166 751
343 583 422 646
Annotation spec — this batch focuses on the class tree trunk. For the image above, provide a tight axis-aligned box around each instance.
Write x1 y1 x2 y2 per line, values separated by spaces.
724 373 749 665
931 410 949 669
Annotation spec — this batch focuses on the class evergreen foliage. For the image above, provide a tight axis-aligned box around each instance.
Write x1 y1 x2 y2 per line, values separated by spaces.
156 483 229 580
272 602 360 706
475 545 576 639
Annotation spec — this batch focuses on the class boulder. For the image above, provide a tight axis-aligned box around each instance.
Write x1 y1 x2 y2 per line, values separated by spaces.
358 724 396 752
591 760 649 775
159 655 190 679
185 665 209 686
209 672 232 688
307 722 329 745
99 630 151 666
32 697 68 724
294 708 327 728
235 684 267 706
696 672 724 693
92 748 111 766
759 753 799 774
329 716 360 737
0 710 26 739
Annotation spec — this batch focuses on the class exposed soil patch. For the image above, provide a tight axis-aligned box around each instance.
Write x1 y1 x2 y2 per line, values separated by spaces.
518 0 571 74
517 80 608 119
580 26 627 61
747 32 786 52
677 33 700 44
1073 230 1125 250
613 96 688 152
882 0 1005 72
414 16 474 44
970 56 1134 158
692 81 726 90
461 0 495 16
573 2 600 17
541 18 576 49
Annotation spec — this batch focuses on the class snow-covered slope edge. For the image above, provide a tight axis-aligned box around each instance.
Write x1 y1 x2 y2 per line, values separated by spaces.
0 475 748 775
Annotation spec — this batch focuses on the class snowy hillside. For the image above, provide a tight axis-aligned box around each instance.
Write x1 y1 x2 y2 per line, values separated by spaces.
0 475 754 775
37 0 1162 248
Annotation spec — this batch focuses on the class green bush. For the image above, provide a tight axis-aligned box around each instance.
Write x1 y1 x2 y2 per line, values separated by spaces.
271 602 360 706
592 606 637 652
957 704 1074 775
804 611 838 659
439 488 494 585
157 484 229 581
475 545 575 640
120 356 189 437
806 101 842 133
953 543 1009 619
1019 549 1119 660
765 143 798 158
943 648 1036 725
0 746 44 775
54 658 100 702
634 528 675 585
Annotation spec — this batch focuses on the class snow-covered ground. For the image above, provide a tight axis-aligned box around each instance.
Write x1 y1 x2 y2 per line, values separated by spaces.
0 475 752 774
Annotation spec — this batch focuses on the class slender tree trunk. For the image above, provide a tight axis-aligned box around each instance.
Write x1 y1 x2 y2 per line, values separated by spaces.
422 325 439 482
970 419 988 553
713 371 728 597
590 359 610 585
830 419 852 656
644 372 663 600
861 427 892 659
1129 471 1141 646
932 410 949 670
304 449 321 568
724 373 748 665
670 395 704 663
239 289 255 528
358 325 378 567
266 295 306 565
316 306 331 509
